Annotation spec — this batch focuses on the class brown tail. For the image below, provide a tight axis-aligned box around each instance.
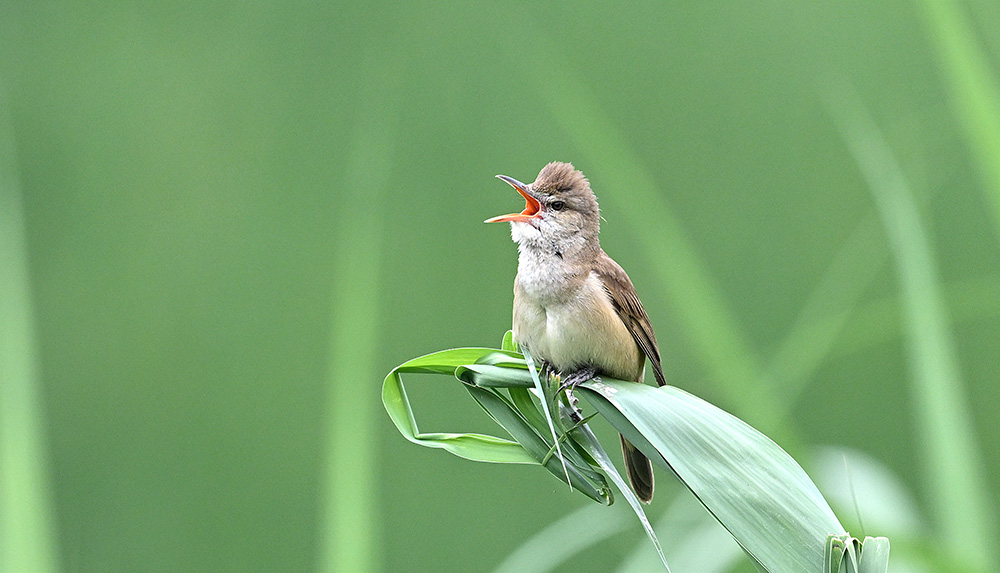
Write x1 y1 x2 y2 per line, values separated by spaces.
620 434 654 503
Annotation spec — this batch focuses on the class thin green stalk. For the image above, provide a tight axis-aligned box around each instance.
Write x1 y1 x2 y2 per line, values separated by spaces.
523 349 571 490
501 14 775 429
917 0 1000 239
763 175 937 413
493 502 633 573
825 273 1000 360
828 88 996 570
0 86 59 573
761 211 887 411
319 48 399 573
620 494 744 573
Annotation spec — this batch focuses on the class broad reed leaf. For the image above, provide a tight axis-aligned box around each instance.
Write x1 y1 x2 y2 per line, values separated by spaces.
462 384 610 503
381 344 611 503
577 379 846 572
383 338 877 571
382 348 537 464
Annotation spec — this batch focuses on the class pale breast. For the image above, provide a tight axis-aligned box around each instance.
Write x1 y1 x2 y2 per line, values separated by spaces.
514 271 644 382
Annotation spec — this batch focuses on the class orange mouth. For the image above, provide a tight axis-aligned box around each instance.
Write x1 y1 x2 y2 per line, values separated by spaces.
485 175 542 224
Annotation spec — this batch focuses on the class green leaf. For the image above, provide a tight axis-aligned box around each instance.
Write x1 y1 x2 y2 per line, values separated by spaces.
523 350 573 494
393 347 513 373
568 414 669 570
462 383 610 504
473 350 527 369
381 348 537 464
812 446 922 538
857 537 890 573
829 90 994 569
507 387 548 435
825 535 890 573
383 344 884 571
917 0 1000 236
455 363 533 388
501 330 518 352
520 347 667 569
0 103 60 573
380 345 611 503
578 379 846 572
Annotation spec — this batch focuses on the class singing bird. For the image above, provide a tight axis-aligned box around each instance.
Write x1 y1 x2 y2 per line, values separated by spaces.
485 161 666 503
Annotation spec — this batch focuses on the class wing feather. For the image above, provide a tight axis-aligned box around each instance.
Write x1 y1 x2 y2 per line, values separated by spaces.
594 252 666 386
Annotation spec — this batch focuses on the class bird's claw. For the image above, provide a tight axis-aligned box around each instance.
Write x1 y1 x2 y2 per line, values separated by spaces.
538 360 552 383
557 365 597 394
564 388 583 422
557 365 597 422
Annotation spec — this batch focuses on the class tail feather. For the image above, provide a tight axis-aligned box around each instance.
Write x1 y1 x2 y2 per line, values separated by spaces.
620 434 654 503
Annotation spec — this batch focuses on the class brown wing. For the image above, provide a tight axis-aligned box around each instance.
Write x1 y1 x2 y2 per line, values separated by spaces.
594 252 666 386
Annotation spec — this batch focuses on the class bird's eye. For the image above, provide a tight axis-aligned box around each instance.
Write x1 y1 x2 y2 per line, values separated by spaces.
550 200 566 211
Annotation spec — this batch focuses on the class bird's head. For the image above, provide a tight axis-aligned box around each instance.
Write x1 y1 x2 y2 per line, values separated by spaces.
485 162 600 254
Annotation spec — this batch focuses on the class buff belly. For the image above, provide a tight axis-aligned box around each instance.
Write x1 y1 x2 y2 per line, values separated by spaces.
513 272 644 383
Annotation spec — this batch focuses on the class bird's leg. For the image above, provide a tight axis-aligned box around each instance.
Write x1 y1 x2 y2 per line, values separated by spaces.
557 365 598 422
558 364 598 392
539 361 574 414
538 360 552 385
564 390 583 423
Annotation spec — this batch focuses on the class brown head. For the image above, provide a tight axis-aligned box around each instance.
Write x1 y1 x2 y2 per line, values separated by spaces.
486 162 601 255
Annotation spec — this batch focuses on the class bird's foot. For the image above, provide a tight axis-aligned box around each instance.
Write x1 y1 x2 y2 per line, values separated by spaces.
564 389 583 423
538 360 553 384
557 365 598 393
558 365 598 423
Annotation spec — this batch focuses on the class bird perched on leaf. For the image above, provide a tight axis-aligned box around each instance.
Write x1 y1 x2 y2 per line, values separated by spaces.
486 162 666 503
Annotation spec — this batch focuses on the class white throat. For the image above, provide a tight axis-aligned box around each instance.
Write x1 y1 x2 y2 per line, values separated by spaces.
510 221 597 305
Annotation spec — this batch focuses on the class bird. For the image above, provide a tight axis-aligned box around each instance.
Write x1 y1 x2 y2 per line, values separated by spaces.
485 161 666 503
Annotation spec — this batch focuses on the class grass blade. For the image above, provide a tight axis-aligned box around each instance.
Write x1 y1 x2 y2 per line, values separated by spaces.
493 502 633 573
619 492 745 573
828 89 996 569
917 0 1000 237
857 537 891 573
385 343 871 569
382 349 538 464
507 387 548 435
522 348 572 493
463 384 610 503
320 48 399 572
0 85 59 573
825 535 891 573
381 346 612 501
812 446 923 539
569 417 670 572
457 363 534 388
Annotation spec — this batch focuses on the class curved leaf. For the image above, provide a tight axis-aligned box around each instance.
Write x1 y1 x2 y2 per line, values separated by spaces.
455 364 533 388
381 348 536 464
462 384 610 503
380 345 612 503
578 379 846 572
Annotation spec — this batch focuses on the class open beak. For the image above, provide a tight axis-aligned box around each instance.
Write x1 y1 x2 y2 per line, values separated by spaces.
484 175 543 224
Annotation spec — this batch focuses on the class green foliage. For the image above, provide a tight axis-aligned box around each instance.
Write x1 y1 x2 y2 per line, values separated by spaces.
383 348 540 465
917 0 1000 233
2 3 998 571
828 85 996 570
0 97 59 573
382 333 874 571
825 535 891 573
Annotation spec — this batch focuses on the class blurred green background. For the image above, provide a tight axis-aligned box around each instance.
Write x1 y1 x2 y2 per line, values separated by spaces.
2 1 998 572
